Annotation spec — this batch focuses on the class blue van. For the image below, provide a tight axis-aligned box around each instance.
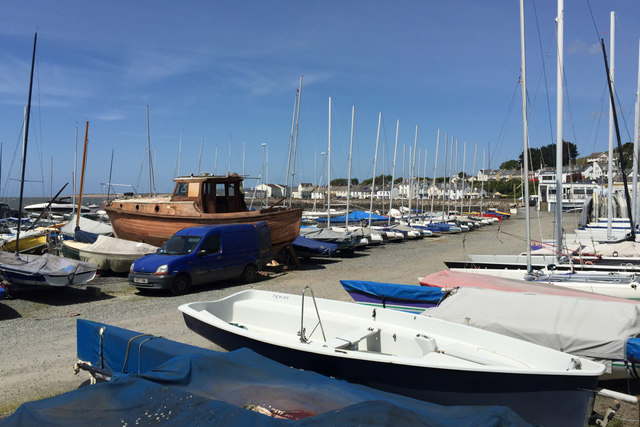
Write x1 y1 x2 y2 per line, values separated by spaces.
129 222 272 295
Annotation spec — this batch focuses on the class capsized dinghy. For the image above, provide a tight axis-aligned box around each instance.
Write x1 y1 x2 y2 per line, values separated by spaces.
179 289 604 426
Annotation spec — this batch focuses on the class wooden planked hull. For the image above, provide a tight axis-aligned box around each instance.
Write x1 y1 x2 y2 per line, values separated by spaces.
104 201 301 252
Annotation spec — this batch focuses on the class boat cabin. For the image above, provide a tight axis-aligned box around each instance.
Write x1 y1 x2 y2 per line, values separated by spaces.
171 174 248 214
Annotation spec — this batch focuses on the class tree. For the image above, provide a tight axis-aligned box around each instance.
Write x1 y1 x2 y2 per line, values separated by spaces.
500 159 520 170
518 141 579 169
330 178 358 186
614 142 634 168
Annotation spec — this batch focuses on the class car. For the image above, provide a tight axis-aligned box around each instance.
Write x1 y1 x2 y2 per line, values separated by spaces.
129 222 272 295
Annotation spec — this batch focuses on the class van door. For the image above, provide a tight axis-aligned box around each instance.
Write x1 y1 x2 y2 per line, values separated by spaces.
193 233 224 284
221 230 255 278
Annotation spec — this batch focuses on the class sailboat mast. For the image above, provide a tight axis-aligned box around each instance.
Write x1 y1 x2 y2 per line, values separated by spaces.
520 0 532 271
369 113 381 226
388 120 399 226
633 40 640 229
606 12 615 239
430 129 440 219
441 133 448 221
346 106 355 228
146 105 153 195
76 122 89 231
461 141 466 215
285 89 297 206
554 0 564 260
72 126 78 215
407 126 418 225
470 143 477 214
15 32 37 256
327 97 332 228
290 75 303 208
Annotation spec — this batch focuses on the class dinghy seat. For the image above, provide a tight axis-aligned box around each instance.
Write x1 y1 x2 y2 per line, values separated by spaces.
326 327 380 351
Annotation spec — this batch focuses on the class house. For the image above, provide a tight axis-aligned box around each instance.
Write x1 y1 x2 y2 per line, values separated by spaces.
580 162 603 181
255 183 286 198
294 182 314 199
585 151 618 164
477 169 500 182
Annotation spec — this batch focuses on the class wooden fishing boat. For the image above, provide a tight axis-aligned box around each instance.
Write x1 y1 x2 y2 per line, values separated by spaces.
180 288 605 426
103 173 302 254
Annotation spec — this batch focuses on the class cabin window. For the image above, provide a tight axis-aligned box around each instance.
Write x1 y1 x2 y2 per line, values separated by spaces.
174 183 188 197
216 183 226 196
229 183 235 197
188 183 200 197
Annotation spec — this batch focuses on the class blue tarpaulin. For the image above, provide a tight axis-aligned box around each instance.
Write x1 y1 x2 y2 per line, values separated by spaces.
340 280 447 305
2 319 529 426
292 236 338 258
315 210 388 225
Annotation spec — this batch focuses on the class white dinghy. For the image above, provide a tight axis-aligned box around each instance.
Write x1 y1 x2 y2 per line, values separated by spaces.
180 288 604 426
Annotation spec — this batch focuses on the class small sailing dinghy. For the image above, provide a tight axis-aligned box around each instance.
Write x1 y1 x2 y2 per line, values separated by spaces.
179 288 604 426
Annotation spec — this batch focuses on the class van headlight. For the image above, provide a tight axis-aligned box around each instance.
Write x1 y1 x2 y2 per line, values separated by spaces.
153 265 169 275
130 262 135 272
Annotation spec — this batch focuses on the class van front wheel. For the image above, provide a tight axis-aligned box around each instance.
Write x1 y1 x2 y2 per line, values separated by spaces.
171 274 191 296
241 264 259 284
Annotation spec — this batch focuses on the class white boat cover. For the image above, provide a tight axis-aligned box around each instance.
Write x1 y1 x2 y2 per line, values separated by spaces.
589 241 640 258
60 215 113 237
298 227 355 243
81 235 157 256
419 270 638 303
425 287 640 365
0 252 97 285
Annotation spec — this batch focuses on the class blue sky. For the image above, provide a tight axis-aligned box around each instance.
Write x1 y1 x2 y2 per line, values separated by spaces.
1 1 640 197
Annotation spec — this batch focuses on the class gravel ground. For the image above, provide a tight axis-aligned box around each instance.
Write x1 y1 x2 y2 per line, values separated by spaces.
0 209 638 425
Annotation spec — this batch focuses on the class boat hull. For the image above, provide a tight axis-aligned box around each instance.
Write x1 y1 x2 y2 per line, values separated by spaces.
182 312 597 427
104 202 302 253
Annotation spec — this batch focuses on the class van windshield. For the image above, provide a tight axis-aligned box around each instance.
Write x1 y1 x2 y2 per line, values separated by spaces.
158 235 203 255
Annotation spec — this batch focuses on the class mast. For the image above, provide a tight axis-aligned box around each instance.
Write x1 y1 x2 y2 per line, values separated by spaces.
146 105 153 195
554 0 564 260
369 113 381 226
461 141 466 215
327 97 332 228
430 129 440 220
346 106 355 228
286 88 298 205
407 125 418 225
198 137 204 175
600 35 636 240
520 0 532 271
76 122 89 231
289 75 303 207
470 143 478 214
15 32 37 256
72 126 78 215
633 40 640 229
441 133 448 222
388 120 399 226
606 11 615 239
177 130 182 177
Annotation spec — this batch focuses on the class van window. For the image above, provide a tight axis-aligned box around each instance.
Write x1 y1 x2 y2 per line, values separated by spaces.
200 234 221 254
159 235 203 255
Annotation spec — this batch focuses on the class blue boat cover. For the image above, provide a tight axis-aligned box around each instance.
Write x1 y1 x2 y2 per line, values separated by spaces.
340 280 447 305
315 210 388 224
627 338 640 363
74 228 99 243
1 319 529 426
293 235 338 257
